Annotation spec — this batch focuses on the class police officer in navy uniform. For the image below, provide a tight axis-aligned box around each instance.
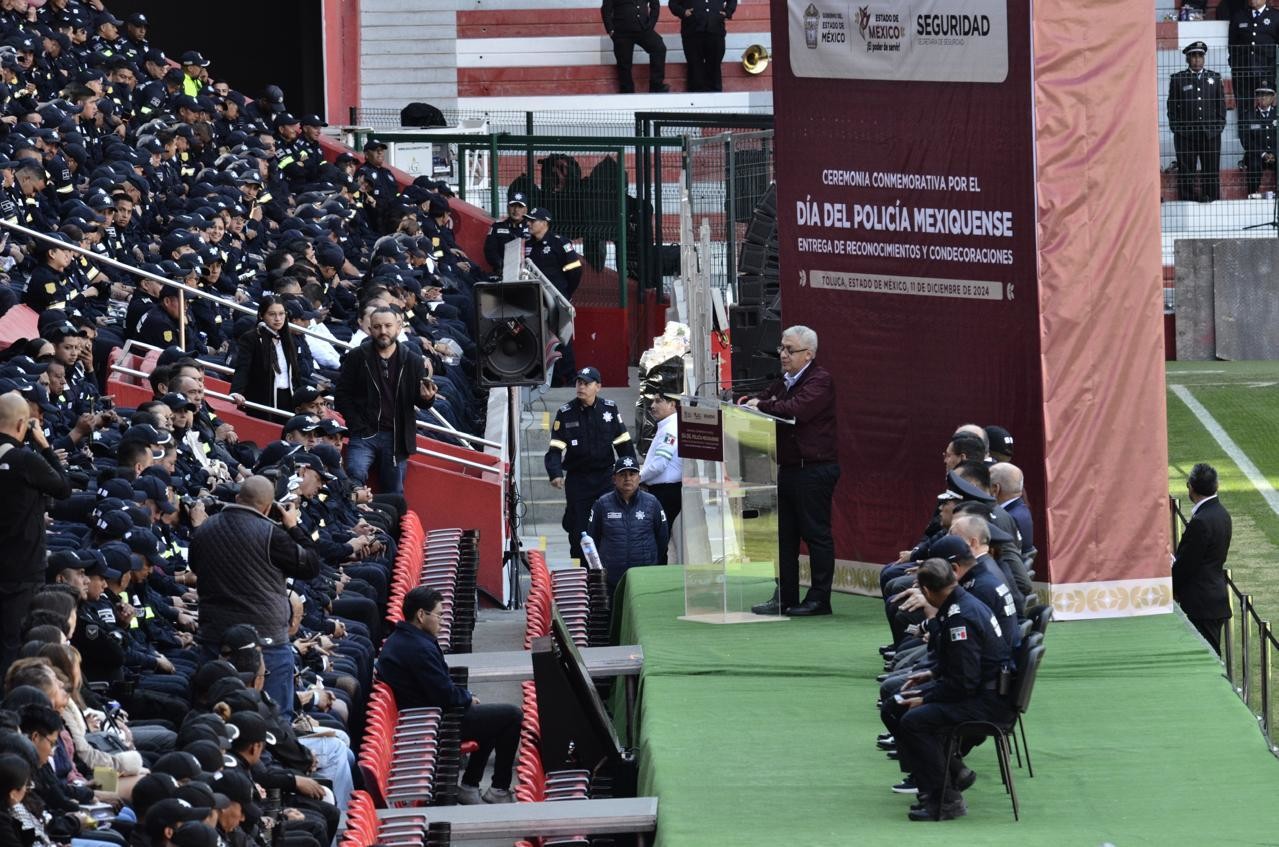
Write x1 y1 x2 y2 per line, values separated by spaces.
602 0 669 92
545 366 637 561
357 138 398 228
1229 0 1279 113
669 0 735 92
1167 41 1227 202
483 191 530 274
526 206 585 382
526 208 583 299
892 559 1014 822
587 456 669 596
1239 84 1278 194
120 13 150 63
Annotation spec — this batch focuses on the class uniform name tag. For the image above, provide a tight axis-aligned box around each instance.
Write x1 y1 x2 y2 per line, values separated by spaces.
1183 84 1194 91
606 511 623 519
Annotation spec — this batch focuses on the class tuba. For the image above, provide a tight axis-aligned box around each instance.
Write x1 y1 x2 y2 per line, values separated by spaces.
741 44 770 75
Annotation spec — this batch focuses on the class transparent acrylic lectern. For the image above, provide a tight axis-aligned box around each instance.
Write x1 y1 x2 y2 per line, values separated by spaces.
676 399 788 624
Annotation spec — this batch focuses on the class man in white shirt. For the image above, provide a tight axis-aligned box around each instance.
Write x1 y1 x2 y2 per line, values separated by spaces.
639 394 681 564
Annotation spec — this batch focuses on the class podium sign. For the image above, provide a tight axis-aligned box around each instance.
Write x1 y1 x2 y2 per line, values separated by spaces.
677 403 723 461
677 401 786 624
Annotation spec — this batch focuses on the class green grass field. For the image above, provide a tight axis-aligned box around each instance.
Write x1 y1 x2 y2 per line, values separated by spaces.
1167 361 1279 626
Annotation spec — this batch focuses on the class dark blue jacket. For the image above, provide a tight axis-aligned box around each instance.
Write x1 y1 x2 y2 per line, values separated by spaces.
587 488 669 588
376 621 472 709
1003 496 1034 555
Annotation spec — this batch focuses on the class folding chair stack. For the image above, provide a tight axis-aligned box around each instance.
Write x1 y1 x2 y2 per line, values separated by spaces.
548 565 611 649
357 682 467 808
387 527 479 655
340 789 452 847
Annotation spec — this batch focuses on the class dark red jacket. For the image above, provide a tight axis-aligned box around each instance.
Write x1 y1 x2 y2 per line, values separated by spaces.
753 362 839 467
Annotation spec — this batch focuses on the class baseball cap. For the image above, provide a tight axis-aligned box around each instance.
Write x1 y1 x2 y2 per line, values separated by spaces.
145 798 211 840
281 414 322 435
574 366 601 384
526 207 551 221
161 392 199 412
227 712 276 747
508 191 528 207
985 425 1014 458
929 535 973 564
292 451 335 480
95 510 133 540
153 751 204 782
133 476 176 513
363 138 387 152
613 456 639 475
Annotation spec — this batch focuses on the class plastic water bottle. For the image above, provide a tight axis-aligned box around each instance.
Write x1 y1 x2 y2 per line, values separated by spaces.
580 532 604 570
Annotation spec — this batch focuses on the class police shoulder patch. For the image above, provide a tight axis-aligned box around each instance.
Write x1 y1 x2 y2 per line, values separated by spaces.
163 330 173 342
949 625 968 641
44 282 56 294
559 403 572 412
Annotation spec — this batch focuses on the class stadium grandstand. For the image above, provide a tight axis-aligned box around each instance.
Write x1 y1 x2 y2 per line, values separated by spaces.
0 0 1271 846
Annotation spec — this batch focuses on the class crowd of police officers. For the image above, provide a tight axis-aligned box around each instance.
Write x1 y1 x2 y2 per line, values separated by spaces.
0 0 595 842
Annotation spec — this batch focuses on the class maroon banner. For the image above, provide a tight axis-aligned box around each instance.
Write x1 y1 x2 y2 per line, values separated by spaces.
677 403 725 462
768 0 1046 569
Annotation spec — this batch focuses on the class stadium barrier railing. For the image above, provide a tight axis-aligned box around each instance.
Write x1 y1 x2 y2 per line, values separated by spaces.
1171 496 1278 755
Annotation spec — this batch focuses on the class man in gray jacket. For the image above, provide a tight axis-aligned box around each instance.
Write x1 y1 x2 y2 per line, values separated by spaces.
190 475 320 716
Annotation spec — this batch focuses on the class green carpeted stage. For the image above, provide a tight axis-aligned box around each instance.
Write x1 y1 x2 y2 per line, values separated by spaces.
615 567 1279 845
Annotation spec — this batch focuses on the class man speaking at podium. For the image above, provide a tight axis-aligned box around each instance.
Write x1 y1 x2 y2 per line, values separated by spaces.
741 326 841 617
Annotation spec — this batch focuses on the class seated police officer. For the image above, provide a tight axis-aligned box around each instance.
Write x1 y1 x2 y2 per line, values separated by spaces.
891 559 1013 822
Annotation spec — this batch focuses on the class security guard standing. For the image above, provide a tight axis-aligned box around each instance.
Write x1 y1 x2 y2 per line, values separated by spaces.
1239 84 1278 194
1229 0 1279 113
1168 41 1226 202
357 139 399 228
525 207 583 299
546 366 637 560
483 191 530 274
638 393 681 562
669 0 736 92
892 560 1013 822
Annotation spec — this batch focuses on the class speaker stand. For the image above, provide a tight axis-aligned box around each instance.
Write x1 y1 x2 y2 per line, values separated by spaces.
504 386 525 609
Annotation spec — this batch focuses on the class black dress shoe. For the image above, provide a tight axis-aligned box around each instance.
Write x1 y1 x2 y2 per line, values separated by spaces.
954 767 977 792
786 599 832 617
751 592 786 615
908 796 967 821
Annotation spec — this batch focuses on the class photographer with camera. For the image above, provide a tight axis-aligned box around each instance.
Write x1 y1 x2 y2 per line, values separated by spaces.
0 391 70 670
190 476 321 718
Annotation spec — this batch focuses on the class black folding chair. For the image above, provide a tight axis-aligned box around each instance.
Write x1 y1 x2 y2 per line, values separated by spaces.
937 642 1046 822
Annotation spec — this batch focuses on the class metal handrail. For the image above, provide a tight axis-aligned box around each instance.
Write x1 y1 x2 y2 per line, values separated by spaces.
118 339 234 375
108 362 293 421
0 219 355 352
1175 498 1279 755
416 419 502 450
415 446 501 475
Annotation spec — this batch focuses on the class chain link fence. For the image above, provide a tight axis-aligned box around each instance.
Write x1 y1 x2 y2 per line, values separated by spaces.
1157 28 1279 294
679 129 775 302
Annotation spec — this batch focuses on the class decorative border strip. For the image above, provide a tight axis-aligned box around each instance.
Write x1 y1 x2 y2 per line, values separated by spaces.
809 559 1174 620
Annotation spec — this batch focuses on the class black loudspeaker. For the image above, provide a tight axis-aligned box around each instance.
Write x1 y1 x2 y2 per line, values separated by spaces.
475 282 549 387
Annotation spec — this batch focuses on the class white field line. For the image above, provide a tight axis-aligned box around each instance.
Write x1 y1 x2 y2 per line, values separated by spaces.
1170 383 1279 518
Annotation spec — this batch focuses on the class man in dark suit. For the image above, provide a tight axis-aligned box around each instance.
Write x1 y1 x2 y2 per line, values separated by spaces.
1167 41 1227 202
990 462 1034 557
669 0 736 92
1229 0 1279 118
1173 463 1233 654
743 325 841 617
